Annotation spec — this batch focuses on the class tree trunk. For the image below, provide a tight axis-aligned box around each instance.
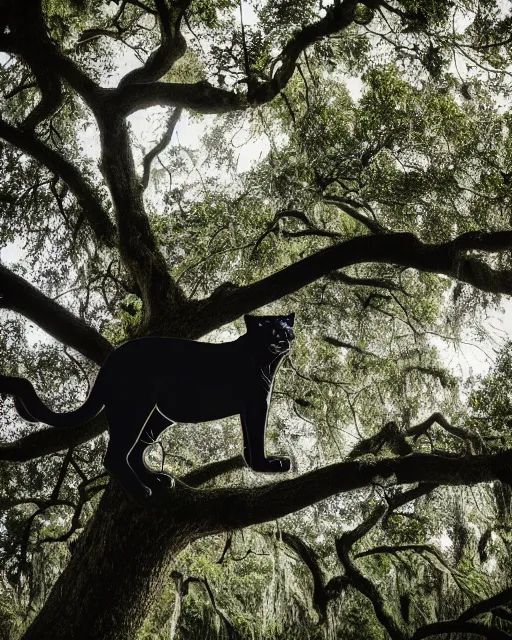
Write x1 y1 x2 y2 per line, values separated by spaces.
21 481 210 639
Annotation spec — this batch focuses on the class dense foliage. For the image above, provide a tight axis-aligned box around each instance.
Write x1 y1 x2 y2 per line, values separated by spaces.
1 0 512 638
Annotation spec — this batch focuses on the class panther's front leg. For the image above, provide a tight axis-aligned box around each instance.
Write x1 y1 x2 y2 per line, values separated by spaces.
240 396 291 473
128 409 176 491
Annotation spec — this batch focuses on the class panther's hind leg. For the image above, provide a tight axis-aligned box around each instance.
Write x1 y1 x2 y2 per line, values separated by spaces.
128 409 175 490
103 399 157 501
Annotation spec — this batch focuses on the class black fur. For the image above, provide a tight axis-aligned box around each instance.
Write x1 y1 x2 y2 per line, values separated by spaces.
1 314 295 500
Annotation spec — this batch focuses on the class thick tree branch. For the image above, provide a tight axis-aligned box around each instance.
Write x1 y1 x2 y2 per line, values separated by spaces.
115 80 247 116
197 230 512 335
191 449 512 532
0 119 116 247
6 0 103 111
114 0 360 115
118 0 189 87
97 116 188 333
281 531 348 623
0 263 113 365
181 455 245 488
335 504 406 640
0 413 107 462
248 0 358 104
408 412 486 454
22 448 512 638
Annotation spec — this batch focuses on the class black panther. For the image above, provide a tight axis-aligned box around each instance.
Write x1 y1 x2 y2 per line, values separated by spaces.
0 314 295 500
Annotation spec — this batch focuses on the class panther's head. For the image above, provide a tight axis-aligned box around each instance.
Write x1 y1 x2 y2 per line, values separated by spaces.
244 314 295 355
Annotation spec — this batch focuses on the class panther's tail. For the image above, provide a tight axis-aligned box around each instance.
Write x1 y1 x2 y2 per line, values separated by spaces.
0 373 105 427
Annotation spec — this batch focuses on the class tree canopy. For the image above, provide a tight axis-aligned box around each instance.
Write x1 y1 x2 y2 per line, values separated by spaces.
1 0 512 638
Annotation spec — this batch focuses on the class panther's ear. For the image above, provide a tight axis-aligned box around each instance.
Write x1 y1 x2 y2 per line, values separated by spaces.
286 313 295 327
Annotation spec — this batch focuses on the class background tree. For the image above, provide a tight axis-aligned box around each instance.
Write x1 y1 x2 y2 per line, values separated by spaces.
1 0 512 638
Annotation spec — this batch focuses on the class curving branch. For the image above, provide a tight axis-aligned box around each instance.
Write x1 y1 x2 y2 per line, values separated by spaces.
0 119 116 247
383 483 438 525
335 504 406 640
197 230 512 335
142 107 182 190
280 531 348 623
408 412 486 454
170 570 236 636
6 0 102 112
118 0 190 87
252 209 341 255
459 586 512 622
355 543 456 573
248 0 358 104
348 411 486 463
21 71 63 132
114 0 360 115
5 1 63 133
0 263 113 365
361 553 512 638
189 448 512 533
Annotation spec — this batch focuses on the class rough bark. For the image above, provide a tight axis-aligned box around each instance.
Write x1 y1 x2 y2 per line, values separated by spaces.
1 1 512 637
21 483 203 640
20 448 512 638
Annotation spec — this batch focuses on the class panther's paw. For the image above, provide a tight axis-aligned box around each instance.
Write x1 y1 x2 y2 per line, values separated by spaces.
266 456 291 472
154 471 176 490
249 456 291 473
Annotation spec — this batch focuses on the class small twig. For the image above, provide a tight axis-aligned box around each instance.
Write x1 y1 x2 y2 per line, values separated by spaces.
142 107 182 190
